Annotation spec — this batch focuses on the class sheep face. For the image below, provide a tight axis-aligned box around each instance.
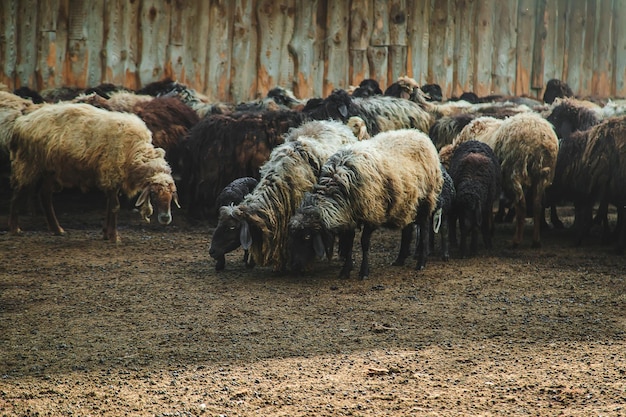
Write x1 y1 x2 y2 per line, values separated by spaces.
209 206 244 266
288 208 330 273
136 175 179 225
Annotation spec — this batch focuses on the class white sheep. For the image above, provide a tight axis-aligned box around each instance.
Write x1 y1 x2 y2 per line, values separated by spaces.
8 102 179 242
289 129 443 279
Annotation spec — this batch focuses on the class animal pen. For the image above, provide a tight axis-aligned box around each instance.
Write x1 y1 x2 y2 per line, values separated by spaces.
1 0 625 102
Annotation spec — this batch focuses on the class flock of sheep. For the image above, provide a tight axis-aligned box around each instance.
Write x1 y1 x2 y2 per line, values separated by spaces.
2 76 626 278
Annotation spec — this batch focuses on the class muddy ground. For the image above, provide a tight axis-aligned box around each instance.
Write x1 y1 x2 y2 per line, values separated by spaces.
1 194 625 416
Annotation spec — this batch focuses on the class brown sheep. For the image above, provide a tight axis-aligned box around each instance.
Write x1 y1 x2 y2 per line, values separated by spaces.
8 103 179 242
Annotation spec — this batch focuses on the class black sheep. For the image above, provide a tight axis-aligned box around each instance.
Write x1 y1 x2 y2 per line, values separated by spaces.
543 78 574 104
448 140 501 257
209 177 259 270
425 164 455 261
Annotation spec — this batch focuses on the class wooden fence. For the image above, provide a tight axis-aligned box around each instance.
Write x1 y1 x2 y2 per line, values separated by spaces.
1 0 625 102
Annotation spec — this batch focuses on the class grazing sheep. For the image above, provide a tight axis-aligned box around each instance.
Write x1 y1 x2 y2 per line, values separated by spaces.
448 141 501 257
8 103 179 242
209 177 259 270
428 164 455 261
491 112 559 247
289 129 443 279
181 109 307 219
211 120 358 272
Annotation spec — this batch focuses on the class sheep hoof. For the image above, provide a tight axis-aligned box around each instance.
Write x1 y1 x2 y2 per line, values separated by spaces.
215 261 226 271
10 228 24 236
52 228 66 236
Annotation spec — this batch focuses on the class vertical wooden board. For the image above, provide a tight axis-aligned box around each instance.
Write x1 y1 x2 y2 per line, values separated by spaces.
474 0 495 96
103 0 126 86
205 1 233 101
371 0 390 46
580 0 597 95
182 1 210 93
515 0 536 96
491 0 517 95
564 0 588 93
232 0 258 101
0 0 18 88
367 45 388 89
453 0 477 98
389 0 407 46
406 0 429 84
16 0 38 88
138 0 171 87
85 0 105 87
289 0 323 98
542 0 558 82
428 0 454 95
36 0 61 89
165 0 185 82
123 0 141 89
256 0 288 96
531 0 547 91
615 0 626 97
592 0 614 97
349 0 372 85
277 1 296 88
388 45 407 82
387 0 407 83
324 1 349 95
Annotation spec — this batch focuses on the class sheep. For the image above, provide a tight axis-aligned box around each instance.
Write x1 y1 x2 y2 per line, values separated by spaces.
8 103 179 242
13 86 45 104
209 176 259 270
438 116 504 168
428 113 476 150
308 88 433 135
428 164 455 261
212 119 359 272
550 116 626 252
346 116 370 140
421 83 443 102
447 141 501 257
351 79 383 98
546 97 603 140
543 78 574 104
490 112 559 247
288 129 443 279
180 109 307 219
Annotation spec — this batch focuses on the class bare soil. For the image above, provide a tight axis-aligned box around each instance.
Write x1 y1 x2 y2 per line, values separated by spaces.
1 194 625 416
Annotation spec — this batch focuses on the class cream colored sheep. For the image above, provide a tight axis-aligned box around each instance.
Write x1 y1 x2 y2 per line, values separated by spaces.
289 129 443 279
490 112 559 248
8 103 179 242
439 116 504 168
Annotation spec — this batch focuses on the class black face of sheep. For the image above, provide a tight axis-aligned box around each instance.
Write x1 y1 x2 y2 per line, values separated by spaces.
209 208 245 270
288 214 330 273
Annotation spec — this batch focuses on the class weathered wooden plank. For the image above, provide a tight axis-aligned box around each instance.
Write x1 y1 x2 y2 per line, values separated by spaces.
180 1 210 93
371 0 390 47
387 0 407 83
16 0 38 88
349 0 372 85
563 0 587 93
452 0 477 98
256 0 294 97
515 0 536 96
205 1 232 101
103 0 140 89
138 0 171 87
591 0 614 98
491 0 517 95
289 0 323 98
615 0 626 97
324 1 350 94
231 0 258 101
581 0 597 94
367 45 388 89
474 0 494 95
0 0 19 88
85 0 105 87
406 0 429 84
530 0 547 91
165 0 185 82
36 0 62 89
429 0 455 97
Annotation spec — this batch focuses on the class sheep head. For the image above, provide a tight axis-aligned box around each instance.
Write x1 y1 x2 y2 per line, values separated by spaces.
210 204 246 268
136 172 180 225
288 198 331 272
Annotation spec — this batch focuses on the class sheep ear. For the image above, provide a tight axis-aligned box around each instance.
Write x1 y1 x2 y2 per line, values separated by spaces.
432 208 443 234
338 104 348 119
240 220 252 250
172 191 181 209
136 186 150 207
313 233 326 259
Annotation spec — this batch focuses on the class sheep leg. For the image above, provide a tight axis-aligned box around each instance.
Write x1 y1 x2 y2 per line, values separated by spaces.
615 207 626 254
358 224 375 280
440 216 450 261
8 187 31 235
104 191 121 242
448 211 458 248
550 204 565 229
338 230 355 279
459 219 468 258
531 185 543 248
482 209 493 250
393 225 414 266
512 195 526 248
39 177 65 235
573 203 593 246
415 208 430 270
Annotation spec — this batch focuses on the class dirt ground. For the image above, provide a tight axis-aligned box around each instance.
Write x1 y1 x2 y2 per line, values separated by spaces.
1 194 625 417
